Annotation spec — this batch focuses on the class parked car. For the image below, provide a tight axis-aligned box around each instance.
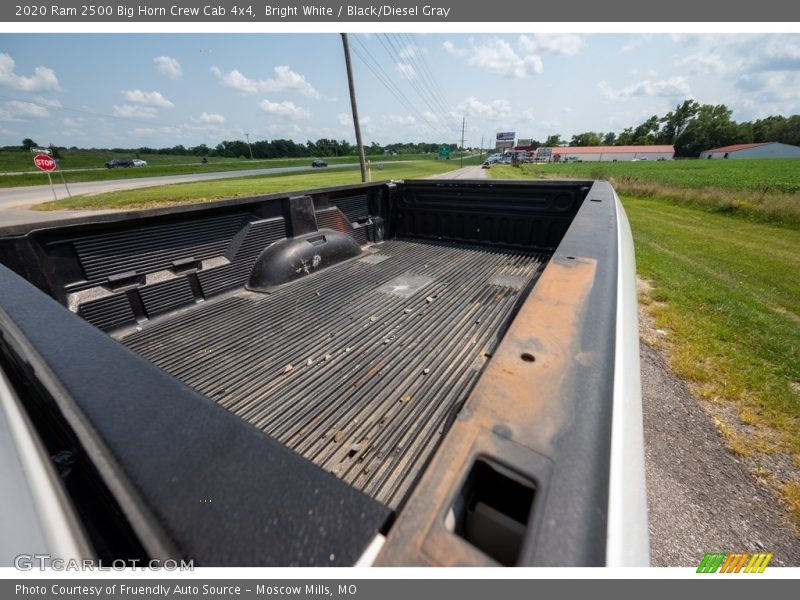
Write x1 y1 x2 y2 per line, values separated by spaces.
482 160 491 169
132 159 148 167
311 159 328 168
105 158 134 169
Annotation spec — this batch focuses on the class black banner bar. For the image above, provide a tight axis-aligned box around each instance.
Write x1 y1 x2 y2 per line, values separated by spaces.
2 0 800 22
3 579 798 600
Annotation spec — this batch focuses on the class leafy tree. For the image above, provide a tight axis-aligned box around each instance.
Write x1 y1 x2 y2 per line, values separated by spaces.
603 132 617 145
675 104 740 157
658 100 700 144
21 138 37 150
543 134 563 147
570 132 604 146
631 115 661 145
615 127 635 145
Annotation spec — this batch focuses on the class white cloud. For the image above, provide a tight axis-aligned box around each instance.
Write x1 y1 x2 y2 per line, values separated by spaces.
212 65 320 99
675 52 729 75
13 101 48 117
0 100 51 120
63 116 84 128
199 112 225 124
258 99 310 120
561 106 573 113
752 39 800 71
132 126 181 137
736 72 800 104
396 62 416 79
398 44 426 60
455 96 513 121
0 53 60 92
336 112 370 127
386 114 417 125
34 96 61 109
518 34 585 56
154 56 182 79
122 89 174 108
444 37 542 78
262 122 303 137
112 104 159 119
442 41 466 57
598 76 693 100
520 108 535 122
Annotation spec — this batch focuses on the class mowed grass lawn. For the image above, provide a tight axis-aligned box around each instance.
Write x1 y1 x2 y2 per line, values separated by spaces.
508 159 800 193
626 198 799 448
33 159 472 211
626 198 800 520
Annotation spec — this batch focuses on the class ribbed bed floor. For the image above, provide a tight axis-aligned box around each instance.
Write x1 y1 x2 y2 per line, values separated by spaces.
120 239 548 509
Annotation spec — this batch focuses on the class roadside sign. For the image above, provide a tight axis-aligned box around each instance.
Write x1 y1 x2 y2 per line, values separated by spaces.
30 146 52 155
496 132 515 141
438 147 450 159
33 154 57 171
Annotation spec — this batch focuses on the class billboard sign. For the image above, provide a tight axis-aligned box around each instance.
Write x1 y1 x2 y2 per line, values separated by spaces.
496 131 515 141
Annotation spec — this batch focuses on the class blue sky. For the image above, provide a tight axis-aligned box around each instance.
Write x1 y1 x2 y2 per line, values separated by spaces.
1 33 799 149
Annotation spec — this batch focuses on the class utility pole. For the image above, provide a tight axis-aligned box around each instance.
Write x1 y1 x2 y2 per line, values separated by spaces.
245 133 254 160
479 135 484 162
341 33 367 183
460 117 465 168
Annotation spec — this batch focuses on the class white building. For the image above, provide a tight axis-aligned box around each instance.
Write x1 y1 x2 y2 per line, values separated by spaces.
536 145 675 162
699 142 800 159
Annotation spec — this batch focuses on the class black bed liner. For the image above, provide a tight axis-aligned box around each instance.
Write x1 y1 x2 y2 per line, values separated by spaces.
0 179 624 566
121 238 548 509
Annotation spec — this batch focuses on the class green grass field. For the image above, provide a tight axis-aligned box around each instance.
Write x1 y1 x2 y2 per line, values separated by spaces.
508 159 800 193
0 149 443 187
492 160 800 226
33 158 477 211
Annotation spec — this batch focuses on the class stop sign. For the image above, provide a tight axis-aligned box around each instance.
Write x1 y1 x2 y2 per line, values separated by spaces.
33 154 57 171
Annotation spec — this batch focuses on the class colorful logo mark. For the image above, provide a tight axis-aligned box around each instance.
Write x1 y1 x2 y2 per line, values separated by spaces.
697 552 773 573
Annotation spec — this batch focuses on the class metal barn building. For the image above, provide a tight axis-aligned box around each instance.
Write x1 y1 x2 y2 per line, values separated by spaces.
699 142 800 159
538 145 675 162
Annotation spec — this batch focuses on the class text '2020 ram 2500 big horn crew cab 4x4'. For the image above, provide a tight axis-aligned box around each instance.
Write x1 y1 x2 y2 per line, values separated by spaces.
0 179 647 567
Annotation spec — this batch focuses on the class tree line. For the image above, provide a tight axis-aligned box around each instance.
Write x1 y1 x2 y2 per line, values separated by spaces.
538 101 800 157
15 138 458 159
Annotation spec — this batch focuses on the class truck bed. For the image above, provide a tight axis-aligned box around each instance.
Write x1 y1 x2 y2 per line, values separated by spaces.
120 238 547 508
0 179 647 567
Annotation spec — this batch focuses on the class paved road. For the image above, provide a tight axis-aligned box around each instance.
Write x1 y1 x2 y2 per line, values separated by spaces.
427 165 488 179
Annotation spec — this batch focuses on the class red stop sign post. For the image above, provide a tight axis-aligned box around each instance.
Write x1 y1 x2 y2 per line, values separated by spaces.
33 153 63 201
33 154 57 171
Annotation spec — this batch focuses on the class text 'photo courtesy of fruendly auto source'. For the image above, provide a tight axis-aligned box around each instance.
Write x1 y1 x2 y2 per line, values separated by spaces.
0 0 799 592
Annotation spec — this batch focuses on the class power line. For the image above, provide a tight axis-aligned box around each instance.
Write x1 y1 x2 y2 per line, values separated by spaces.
377 34 458 135
394 33 455 124
350 36 454 141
